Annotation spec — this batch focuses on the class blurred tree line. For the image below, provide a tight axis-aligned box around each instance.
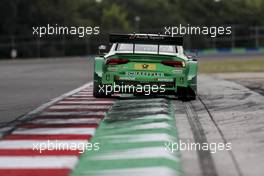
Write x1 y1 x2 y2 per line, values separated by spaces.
0 0 264 58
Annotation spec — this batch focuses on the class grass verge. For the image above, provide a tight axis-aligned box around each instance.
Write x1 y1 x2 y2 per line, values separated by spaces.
198 58 264 73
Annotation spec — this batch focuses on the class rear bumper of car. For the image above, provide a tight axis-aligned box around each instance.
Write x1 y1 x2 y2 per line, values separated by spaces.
115 80 175 90
101 71 189 92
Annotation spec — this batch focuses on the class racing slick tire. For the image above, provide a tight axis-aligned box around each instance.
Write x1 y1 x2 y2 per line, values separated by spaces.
177 87 196 101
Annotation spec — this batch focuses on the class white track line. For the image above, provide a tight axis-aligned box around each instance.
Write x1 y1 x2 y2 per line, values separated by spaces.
85 167 178 176
40 111 105 116
58 101 114 104
71 95 94 97
12 128 96 135
0 156 78 169
0 140 87 149
64 98 98 100
49 105 110 109
75 93 93 95
29 118 101 124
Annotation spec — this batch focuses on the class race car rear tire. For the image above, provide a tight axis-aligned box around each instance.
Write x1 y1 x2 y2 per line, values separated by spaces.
177 87 196 101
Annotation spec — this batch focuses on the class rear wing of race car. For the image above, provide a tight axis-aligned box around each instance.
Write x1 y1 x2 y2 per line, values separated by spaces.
109 33 183 45
109 33 183 54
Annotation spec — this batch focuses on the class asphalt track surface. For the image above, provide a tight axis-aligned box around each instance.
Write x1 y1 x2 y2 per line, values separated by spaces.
0 57 264 176
0 57 93 124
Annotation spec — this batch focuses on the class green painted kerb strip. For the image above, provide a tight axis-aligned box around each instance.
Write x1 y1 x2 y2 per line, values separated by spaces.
71 98 183 176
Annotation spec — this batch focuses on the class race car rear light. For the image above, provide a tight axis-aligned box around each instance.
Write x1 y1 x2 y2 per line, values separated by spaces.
161 60 185 68
106 58 129 65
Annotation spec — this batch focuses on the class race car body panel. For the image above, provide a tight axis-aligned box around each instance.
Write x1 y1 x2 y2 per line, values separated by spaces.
93 34 198 100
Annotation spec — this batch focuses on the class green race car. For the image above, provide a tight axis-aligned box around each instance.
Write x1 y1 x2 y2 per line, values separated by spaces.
93 34 197 100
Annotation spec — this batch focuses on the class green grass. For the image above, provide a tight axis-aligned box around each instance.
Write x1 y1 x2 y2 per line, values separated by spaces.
198 58 264 73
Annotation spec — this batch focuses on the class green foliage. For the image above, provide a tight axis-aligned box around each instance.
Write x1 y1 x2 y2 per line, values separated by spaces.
1 0 263 35
199 57 264 73
101 4 132 32
34 0 80 25
0 0 264 58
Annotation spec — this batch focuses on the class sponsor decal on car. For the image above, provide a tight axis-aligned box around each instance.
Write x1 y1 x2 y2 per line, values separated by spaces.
126 71 165 77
